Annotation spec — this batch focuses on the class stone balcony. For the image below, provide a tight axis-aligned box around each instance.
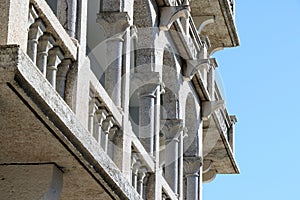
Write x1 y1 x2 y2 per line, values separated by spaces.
0 0 141 199
190 0 239 54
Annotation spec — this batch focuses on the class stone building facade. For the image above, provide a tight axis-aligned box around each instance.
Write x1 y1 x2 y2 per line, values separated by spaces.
0 0 239 199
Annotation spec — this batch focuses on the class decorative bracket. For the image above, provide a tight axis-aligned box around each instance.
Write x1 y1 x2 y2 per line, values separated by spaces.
183 58 211 81
202 100 225 120
159 5 190 31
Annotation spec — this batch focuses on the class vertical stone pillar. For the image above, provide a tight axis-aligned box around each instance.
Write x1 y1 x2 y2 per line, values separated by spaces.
97 12 130 108
94 107 108 144
132 160 141 190
88 96 97 133
105 34 124 107
131 72 160 156
161 119 183 194
183 156 202 200
107 126 119 159
56 59 72 98
137 167 148 196
27 19 45 64
139 84 158 156
37 34 55 76
101 116 114 152
47 47 64 88
109 128 125 170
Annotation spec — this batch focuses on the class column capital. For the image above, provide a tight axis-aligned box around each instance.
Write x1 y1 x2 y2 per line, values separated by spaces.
28 19 46 41
183 156 202 175
47 47 64 70
102 115 115 134
130 72 160 97
160 119 183 141
97 12 130 37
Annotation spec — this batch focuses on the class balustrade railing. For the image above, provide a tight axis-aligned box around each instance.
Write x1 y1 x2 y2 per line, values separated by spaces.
26 0 77 104
88 90 121 160
131 151 152 199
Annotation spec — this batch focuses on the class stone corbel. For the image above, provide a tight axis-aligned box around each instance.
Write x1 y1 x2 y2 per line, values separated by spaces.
202 100 225 120
183 58 211 81
159 5 191 31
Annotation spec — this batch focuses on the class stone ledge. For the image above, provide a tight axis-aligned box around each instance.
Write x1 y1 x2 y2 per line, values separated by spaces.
0 45 141 200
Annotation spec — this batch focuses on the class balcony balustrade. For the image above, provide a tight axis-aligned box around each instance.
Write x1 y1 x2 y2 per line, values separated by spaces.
25 0 77 107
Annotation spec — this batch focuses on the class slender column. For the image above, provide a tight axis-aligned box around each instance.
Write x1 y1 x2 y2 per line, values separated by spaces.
94 107 108 144
27 19 45 64
139 84 159 156
131 153 139 185
107 125 119 159
37 34 55 76
101 116 114 152
132 160 141 190
88 96 97 133
137 167 148 197
183 156 202 200
97 12 130 108
105 34 124 108
161 119 183 194
56 59 72 98
47 47 64 88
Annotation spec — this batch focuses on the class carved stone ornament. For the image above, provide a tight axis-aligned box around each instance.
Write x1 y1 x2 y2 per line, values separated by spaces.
183 156 202 175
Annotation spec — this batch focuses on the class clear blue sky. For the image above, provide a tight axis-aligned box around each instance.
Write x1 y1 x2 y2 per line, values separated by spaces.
203 0 300 199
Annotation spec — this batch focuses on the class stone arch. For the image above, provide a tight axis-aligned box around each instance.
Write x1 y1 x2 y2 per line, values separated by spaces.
183 93 199 157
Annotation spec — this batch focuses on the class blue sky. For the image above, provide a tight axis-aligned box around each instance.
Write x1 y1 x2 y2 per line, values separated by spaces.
203 0 300 199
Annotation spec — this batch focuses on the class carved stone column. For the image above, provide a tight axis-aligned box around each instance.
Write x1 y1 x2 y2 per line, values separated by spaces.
94 107 108 144
161 119 183 194
88 96 97 134
101 116 114 152
27 19 45 64
107 125 119 159
139 84 159 156
47 47 64 88
56 59 72 98
131 72 160 156
37 34 55 76
132 160 141 190
137 167 148 196
183 156 202 200
97 12 130 108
